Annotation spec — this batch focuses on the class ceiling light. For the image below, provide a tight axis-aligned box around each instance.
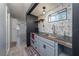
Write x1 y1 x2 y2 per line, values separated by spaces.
42 6 46 15
43 11 45 14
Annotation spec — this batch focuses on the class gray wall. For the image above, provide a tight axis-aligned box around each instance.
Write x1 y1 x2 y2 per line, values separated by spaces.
72 3 79 56
26 15 38 46
0 3 6 56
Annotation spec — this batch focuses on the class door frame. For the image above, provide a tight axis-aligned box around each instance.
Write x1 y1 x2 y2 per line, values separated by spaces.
6 6 10 55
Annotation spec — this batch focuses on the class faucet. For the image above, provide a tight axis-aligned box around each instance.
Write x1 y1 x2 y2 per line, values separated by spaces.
64 31 66 39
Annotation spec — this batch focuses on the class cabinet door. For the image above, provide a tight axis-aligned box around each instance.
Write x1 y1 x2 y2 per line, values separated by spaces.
54 42 58 56
45 43 55 56
34 35 38 51
40 37 58 56
38 39 45 56
37 36 58 56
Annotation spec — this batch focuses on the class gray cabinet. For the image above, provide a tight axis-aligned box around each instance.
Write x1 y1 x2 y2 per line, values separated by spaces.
44 42 55 56
34 34 39 51
38 39 55 56
31 34 38 50
38 36 58 56
31 33 58 56
38 39 45 56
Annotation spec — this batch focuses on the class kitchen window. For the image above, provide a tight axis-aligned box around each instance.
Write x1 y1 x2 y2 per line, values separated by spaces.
48 8 67 22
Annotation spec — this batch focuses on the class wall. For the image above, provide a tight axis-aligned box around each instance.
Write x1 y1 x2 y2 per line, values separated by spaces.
72 4 79 56
26 15 38 46
0 3 7 56
18 20 26 45
11 17 18 42
38 3 72 37
10 17 27 47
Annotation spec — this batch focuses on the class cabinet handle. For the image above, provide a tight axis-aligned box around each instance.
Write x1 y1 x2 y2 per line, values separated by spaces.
43 44 46 49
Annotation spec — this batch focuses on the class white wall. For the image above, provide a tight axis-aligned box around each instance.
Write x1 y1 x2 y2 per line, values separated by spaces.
38 3 72 37
11 17 18 42
0 3 7 56
18 20 26 45
11 17 26 45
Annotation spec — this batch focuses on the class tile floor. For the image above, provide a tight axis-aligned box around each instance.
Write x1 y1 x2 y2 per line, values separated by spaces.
8 44 39 56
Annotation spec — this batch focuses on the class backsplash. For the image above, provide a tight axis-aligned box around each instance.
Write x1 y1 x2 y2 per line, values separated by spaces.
38 3 72 37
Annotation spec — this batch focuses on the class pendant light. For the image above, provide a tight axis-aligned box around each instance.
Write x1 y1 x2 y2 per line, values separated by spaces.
42 6 46 15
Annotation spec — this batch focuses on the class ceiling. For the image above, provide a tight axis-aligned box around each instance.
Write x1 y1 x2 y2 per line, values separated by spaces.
31 3 59 17
7 3 32 21
7 3 60 20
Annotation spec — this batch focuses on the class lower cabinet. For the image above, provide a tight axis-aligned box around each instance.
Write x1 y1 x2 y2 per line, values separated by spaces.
31 34 58 56
44 42 55 56
31 34 38 51
38 36 58 56
38 40 45 56
38 39 55 56
34 35 39 51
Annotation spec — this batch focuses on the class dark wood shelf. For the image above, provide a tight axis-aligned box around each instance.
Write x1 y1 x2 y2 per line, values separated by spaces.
34 19 44 23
